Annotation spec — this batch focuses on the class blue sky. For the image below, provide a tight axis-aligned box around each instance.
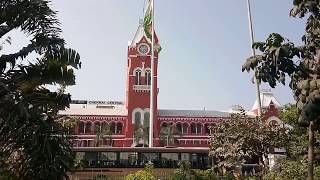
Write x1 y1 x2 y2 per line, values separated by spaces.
44 0 305 111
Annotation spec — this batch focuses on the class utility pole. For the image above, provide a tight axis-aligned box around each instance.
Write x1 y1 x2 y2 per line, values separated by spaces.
246 0 262 117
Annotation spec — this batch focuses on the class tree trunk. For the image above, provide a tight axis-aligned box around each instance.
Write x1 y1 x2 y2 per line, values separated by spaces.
308 121 315 180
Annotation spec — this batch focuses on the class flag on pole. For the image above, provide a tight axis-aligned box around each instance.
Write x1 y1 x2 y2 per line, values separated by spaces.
144 0 161 52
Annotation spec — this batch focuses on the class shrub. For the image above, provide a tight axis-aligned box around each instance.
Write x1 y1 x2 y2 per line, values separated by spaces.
95 174 108 180
125 170 156 180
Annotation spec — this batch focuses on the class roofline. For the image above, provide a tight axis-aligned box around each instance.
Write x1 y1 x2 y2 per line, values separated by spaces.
158 116 230 118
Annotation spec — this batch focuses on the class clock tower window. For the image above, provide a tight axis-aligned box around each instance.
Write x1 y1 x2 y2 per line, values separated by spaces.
134 111 142 129
135 70 142 85
145 70 151 85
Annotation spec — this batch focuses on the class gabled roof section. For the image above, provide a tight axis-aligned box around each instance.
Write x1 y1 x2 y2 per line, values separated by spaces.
247 90 282 117
158 109 230 118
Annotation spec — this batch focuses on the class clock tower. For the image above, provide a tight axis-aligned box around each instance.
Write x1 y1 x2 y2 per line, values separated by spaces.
124 20 160 147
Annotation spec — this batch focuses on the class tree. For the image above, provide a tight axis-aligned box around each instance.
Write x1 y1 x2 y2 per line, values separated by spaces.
170 160 219 180
95 124 113 147
209 108 288 175
134 124 149 147
170 160 194 180
0 0 81 179
242 1 320 179
62 116 80 135
159 124 180 147
264 104 320 179
125 162 156 180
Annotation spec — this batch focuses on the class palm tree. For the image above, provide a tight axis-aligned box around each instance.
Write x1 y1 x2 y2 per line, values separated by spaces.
134 125 149 147
159 124 180 147
62 116 80 135
0 0 81 179
0 37 11 51
95 124 113 147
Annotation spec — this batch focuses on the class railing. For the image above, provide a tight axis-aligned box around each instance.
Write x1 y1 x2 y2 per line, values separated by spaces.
133 85 151 91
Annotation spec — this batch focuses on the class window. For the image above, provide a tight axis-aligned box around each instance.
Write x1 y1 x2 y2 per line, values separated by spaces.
102 122 107 129
85 122 92 134
196 124 202 134
182 123 188 134
94 122 101 133
191 123 196 134
191 123 202 134
83 140 88 147
205 124 210 134
134 112 142 129
176 123 188 134
145 70 151 85
176 123 182 133
144 112 150 128
116 122 123 134
135 70 142 85
79 121 85 134
110 122 116 134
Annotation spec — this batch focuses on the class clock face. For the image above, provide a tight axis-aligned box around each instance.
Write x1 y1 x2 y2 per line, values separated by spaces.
138 44 149 55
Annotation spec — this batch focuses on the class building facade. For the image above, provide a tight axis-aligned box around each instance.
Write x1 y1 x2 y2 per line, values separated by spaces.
59 20 282 170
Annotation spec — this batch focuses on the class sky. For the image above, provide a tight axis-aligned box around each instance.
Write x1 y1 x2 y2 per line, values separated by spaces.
4 0 307 111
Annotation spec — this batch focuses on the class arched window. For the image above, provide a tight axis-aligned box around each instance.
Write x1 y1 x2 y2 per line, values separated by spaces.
182 123 188 134
176 123 182 133
162 122 168 128
79 121 85 134
204 124 211 134
134 112 142 129
176 123 188 134
110 122 116 134
116 122 123 134
196 124 202 134
85 122 92 134
144 112 150 128
145 70 151 85
102 121 107 129
94 122 101 133
191 123 202 134
191 123 196 134
135 70 142 85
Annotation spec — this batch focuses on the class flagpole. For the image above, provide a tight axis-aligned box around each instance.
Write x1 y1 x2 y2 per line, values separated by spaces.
246 0 262 117
149 0 154 148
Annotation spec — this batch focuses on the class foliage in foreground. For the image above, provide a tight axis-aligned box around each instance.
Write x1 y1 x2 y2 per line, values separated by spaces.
125 170 156 180
264 105 320 179
264 160 320 180
0 0 81 179
125 163 156 180
280 105 320 164
125 161 222 180
209 108 288 172
169 161 221 180
242 0 320 126
242 2 320 177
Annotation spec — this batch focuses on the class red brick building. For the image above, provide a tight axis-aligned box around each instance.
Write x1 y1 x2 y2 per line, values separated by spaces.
59 20 282 169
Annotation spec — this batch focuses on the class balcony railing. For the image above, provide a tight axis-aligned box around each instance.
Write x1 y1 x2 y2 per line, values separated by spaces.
133 85 151 91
